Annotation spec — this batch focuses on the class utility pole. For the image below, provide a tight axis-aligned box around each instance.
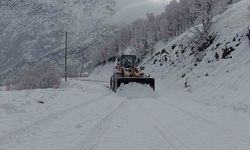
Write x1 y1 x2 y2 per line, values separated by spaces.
65 31 68 81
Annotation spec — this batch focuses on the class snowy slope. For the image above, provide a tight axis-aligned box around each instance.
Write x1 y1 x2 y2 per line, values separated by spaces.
144 0 250 112
91 0 250 113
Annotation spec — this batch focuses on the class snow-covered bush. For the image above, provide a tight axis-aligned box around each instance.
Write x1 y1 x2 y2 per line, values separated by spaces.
13 63 61 90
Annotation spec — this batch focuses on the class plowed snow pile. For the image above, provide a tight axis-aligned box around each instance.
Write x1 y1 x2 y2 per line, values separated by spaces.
117 83 157 98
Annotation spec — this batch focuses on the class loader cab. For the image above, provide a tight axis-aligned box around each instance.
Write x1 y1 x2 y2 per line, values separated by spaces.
111 54 155 91
118 55 139 68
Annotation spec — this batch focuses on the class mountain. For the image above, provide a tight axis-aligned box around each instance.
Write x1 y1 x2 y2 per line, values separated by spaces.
0 0 168 84
0 0 115 77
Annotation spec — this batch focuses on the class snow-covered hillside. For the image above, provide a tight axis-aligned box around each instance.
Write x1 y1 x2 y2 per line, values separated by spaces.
145 0 250 112
91 0 250 112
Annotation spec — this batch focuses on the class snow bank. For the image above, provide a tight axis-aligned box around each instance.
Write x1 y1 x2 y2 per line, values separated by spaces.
0 79 111 137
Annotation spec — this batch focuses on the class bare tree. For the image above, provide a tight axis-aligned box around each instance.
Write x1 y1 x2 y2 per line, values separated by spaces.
190 0 226 35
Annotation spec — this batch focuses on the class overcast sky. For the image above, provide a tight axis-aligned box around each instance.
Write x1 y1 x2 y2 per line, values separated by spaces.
147 0 171 2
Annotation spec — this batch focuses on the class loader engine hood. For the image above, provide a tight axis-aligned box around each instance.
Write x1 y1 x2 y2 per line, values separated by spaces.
122 67 144 77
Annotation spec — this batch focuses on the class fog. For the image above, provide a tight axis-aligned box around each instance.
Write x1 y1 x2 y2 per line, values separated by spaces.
107 0 171 25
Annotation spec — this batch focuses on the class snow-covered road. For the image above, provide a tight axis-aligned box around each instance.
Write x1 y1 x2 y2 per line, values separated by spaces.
1 79 250 150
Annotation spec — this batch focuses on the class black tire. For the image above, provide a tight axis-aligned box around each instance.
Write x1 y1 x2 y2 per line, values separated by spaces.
110 77 114 90
110 78 112 90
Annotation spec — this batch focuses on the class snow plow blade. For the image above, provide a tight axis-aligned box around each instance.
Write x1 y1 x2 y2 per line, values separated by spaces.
117 77 155 91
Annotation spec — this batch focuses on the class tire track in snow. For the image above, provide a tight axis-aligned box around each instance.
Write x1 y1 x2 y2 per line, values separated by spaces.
130 99 190 150
0 92 112 146
156 97 250 144
80 98 129 150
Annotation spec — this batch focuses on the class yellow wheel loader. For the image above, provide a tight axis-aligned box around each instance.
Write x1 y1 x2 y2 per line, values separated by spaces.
110 55 155 92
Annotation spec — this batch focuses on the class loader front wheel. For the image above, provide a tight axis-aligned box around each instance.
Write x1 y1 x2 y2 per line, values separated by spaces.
110 77 113 91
